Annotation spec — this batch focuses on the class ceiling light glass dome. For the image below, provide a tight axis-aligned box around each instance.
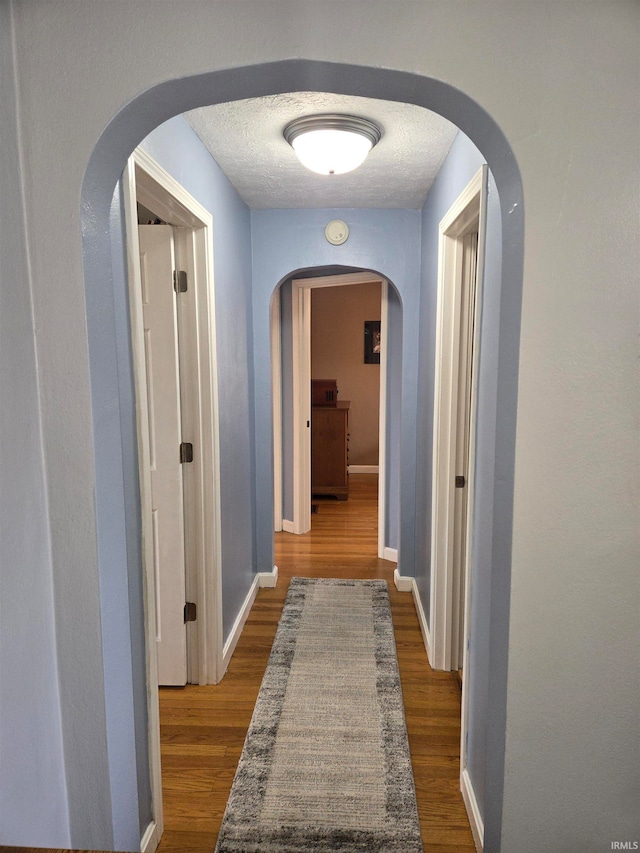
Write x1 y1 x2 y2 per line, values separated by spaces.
284 114 382 176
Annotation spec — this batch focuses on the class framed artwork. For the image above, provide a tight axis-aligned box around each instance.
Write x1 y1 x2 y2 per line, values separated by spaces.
364 320 381 364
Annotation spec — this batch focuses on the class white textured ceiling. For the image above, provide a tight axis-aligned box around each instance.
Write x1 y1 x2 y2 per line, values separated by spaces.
183 92 458 210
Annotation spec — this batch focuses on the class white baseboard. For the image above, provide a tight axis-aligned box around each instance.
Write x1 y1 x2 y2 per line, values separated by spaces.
282 519 295 534
221 567 279 674
258 565 279 588
393 570 433 664
393 567 413 592
141 820 160 853
222 574 260 673
411 577 432 664
383 547 398 563
461 766 484 852
347 464 379 474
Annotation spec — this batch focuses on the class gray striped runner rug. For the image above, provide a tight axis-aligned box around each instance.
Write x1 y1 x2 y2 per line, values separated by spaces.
214 577 423 852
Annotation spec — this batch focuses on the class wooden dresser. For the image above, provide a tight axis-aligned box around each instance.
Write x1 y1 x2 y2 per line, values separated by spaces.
311 401 349 500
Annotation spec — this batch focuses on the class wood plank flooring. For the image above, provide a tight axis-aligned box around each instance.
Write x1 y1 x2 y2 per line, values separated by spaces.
3 475 475 853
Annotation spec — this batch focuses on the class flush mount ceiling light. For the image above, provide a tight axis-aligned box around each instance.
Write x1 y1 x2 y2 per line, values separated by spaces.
283 114 382 176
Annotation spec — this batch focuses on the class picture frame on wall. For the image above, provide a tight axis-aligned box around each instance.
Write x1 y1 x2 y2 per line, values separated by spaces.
364 320 381 364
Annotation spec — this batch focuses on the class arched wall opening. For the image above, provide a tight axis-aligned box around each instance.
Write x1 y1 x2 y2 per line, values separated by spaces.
269 265 403 553
81 60 523 851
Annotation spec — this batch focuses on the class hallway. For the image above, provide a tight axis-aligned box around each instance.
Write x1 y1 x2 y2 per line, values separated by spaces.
2 476 475 853
157 474 475 852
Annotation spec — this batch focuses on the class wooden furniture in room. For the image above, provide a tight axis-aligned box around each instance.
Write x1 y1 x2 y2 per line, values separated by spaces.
311 378 338 407
311 401 350 500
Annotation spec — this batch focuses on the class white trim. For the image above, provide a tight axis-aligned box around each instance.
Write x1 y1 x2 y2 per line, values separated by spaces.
258 565 279 588
461 767 484 852
378 281 389 558
271 290 283 532
393 568 413 592
393 571 433 665
290 272 389 546
123 159 163 841
140 821 160 853
291 284 311 534
222 574 260 674
124 147 225 842
296 270 383 289
430 166 487 672
383 547 398 563
134 147 213 228
348 464 379 474
131 147 224 688
220 567 277 674
282 519 295 534
411 578 433 664
460 172 489 790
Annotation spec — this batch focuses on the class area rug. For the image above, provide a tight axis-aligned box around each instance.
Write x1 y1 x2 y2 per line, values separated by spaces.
214 577 423 852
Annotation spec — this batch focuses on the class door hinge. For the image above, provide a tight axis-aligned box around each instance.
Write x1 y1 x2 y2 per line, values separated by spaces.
455 475 466 488
173 269 188 293
180 442 194 463
184 601 197 623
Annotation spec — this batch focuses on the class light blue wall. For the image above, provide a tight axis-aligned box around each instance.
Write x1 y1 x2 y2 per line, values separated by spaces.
141 117 256 643
251 209 421 574
0 5 71 844
385 285 403 550
414 130 503 822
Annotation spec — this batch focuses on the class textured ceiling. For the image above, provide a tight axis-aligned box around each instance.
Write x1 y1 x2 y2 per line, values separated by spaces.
183 93 458 210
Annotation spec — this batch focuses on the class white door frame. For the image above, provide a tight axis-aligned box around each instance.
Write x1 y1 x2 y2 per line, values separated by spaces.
291 281 312 534
430 166 488 672
123 147 224 846
270 288 283 533
277 271 388 554
429 167 488 852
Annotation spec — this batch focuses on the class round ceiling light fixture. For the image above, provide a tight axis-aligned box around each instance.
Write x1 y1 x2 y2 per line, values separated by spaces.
283 114 382 176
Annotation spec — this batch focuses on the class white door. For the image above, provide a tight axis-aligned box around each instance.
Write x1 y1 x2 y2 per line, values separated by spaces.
139 224 188 686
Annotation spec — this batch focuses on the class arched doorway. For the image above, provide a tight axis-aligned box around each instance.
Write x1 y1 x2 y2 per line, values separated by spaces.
82 60 523 851
270 267 401 562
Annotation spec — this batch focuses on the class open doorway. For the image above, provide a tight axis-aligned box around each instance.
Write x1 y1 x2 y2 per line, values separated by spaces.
122 147 225 846
76 57 524 853
271 271 398 562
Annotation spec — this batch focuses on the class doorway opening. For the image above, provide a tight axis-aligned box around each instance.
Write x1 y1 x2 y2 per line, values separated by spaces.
429 166 488 851
122 147 224 845
81 59 523 853
271 270 399 563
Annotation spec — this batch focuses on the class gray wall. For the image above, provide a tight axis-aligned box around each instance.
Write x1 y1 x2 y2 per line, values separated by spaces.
2 2 638 851
141 116 256 644
0 4 71 845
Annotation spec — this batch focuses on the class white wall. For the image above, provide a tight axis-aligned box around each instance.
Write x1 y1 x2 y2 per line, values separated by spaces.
2 2 638 851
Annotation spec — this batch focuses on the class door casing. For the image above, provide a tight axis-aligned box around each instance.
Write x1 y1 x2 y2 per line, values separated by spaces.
429 166 488 852
123 147 224 845
273 271 391 559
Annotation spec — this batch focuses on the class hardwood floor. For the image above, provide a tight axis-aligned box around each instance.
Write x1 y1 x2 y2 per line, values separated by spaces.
4 475 475 853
